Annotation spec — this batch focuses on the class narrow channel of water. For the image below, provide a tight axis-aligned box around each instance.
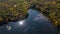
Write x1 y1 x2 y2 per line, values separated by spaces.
0 9 58 34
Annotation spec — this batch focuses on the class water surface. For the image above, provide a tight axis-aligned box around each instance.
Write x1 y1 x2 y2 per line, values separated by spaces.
0 9 58 34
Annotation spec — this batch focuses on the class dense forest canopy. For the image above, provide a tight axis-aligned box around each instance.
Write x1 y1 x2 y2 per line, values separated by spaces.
0 0 28 25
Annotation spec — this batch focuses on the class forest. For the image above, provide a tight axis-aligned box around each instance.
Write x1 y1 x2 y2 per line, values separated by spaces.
0 0 28 24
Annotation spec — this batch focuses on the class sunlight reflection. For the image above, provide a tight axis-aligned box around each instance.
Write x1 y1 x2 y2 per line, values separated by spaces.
18 20 25 25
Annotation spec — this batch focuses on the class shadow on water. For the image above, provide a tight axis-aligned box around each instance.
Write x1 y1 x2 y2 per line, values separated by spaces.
0 9 59 34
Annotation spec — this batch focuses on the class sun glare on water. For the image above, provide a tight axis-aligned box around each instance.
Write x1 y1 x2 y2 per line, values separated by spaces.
18 20 25 26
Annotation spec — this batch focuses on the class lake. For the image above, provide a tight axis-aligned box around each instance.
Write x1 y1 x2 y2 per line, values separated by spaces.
0 9 59 34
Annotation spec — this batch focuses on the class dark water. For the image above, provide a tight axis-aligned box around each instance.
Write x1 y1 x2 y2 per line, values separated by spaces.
0 9 58 34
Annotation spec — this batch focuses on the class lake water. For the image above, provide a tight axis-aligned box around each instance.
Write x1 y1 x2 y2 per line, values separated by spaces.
0 9 59 34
